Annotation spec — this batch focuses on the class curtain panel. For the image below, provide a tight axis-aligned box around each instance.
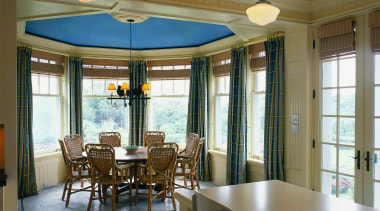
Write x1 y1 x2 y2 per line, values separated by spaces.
17 46 38 198
186 57 210 181
368 10 380 52
68 57 83 136
264 36 285 181
129 60 148 146
226 47 247 185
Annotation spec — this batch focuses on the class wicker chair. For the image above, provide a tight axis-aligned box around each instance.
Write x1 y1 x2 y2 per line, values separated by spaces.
174 137 205 190
99 132 121 147
178 133 199 159
86 143 134 211
135 142 178 211
58 139 91 207
64 134 86 161
143 131 165 147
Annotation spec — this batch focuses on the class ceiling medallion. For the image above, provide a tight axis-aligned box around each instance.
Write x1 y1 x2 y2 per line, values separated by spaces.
111 13 148 23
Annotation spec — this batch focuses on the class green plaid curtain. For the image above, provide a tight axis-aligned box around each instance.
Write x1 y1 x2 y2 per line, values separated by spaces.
226 47 247 185
68 57 83 136
17 46 38 198
129 60 147 146
186 57 210 181
264 36 285 181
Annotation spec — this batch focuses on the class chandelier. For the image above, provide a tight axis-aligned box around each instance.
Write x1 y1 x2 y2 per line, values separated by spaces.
107 16 151 107
246 0 280 26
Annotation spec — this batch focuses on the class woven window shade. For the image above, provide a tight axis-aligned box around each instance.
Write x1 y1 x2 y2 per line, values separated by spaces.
317 19 356 60
147 58 191 80
248 42 266 72
369 11 380 52
212 50 231 77
82 58 129 79
31 50 64 76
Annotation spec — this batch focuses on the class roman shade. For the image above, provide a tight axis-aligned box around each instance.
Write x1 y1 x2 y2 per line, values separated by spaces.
82 58 129 79
248 42 266 72
147 58 191 80
31 50 64 76
212 51 231 77
369 10 380 52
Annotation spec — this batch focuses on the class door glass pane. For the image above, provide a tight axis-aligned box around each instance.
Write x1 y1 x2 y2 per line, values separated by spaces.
322 89 337 115
374 150 380 181
339 117 355 145
375 119 380 148
322 117 337 143
339 58 356 87
375 54 380 85
375 87 380 116
322 60 337 88
339 88 355 116
375 182 380 210
322 144 336 171
321 171 336 196
339 175 354 201
338 146 355 175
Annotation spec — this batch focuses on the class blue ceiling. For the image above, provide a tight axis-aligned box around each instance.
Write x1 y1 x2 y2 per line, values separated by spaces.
25 13 235 50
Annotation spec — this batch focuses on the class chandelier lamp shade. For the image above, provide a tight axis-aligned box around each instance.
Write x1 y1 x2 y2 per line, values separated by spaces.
107 17 151 107
246 0 280 26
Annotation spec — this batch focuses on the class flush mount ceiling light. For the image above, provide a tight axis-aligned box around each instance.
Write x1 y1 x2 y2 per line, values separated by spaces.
246 0 280 26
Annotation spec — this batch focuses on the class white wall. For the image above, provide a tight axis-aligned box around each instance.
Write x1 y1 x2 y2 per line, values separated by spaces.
0 0 18 210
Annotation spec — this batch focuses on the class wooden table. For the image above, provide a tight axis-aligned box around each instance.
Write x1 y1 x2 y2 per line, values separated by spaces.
191 180 379 211
82 146 148 162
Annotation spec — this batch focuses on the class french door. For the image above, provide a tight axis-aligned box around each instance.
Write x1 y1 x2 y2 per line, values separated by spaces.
318 52 380 208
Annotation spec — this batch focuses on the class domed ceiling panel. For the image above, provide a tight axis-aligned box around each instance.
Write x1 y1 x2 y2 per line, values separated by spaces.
25 13 235 50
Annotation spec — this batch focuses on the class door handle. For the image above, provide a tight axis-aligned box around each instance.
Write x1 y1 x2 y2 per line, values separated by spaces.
364 151 370 171
350 150 360 170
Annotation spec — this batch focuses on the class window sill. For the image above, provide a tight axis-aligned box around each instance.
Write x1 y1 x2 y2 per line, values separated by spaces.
35 150 61 159
208 150 264 166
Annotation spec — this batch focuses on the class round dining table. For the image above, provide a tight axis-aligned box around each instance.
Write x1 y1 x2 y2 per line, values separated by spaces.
82 146 148 162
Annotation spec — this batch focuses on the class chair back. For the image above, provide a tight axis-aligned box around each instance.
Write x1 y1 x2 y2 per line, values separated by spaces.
58 139 69 168
148 142 178 174
192 138 205 171
184 133 199 155
144 131 165 147
99 132 121 147
64 134 85 157
86 143 115 176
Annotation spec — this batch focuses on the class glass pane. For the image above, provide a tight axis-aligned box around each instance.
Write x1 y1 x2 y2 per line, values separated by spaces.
339 88 355 116
322 60 337 88
252 93 265 157
93 80 105 96
150 97 188 144
150 81 162 96
217 77 225 94
322 89 337 115
173 80 185 95
322 117 337 143
322 144 336 171
184 80 190 95
375 182 380 210
339 117 355 145
375 87 380 116
374 54 380 85
339 58 356 87
83 79 92 95
225 76 230 93
32 75 39 94
82 97 129 145
256 71 266 92
321 171 336 196
338 175 354 201
39 76 49 94
162 80 173 95
106 80 117 96
375 119 380 148
33 96 61 151
215 96 229 149
374 150 380 181
338 146 355 175
49 77 59 95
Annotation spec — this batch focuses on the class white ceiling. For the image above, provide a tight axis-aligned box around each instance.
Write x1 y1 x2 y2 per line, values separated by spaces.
16 0 380 59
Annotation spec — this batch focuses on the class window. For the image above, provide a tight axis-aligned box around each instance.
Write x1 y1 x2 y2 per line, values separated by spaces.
32 74 62 152
215 76 229 150
251 71 266 159
149 79 189 146
82 79 129 145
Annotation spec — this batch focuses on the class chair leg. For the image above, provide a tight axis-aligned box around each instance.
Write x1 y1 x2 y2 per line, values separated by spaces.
135 180 139 205
170 182 176 210
62 178 69 200
195 173 200 189
87 180 96 211
190 175 195 190
129 178 132 206
102 185 108 203
65 178 74 207
148 185 152 211
112 187 116 211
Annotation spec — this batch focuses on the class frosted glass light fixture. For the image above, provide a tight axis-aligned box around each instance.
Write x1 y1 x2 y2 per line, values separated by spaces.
246 0 280 26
